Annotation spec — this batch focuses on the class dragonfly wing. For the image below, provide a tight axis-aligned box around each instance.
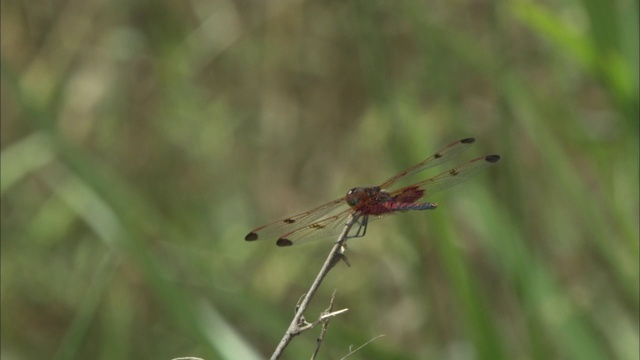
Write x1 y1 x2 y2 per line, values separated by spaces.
278 208 404 246
245 198 347 242
380 137 476 189
390 155 500 200
275 208 355 246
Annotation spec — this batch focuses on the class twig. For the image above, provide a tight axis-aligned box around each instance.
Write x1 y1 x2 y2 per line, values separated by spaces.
311 289 338 360
340 335 386 359
270 214 359 360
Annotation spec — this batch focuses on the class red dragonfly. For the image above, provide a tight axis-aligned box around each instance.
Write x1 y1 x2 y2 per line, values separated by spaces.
245 138 500 247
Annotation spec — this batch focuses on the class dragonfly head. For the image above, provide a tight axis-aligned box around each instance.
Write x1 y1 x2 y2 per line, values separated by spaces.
345 186 385 207
346 187 364 206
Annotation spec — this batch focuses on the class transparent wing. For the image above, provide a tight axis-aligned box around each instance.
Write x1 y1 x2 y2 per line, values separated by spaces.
275 208 354 246
379 137 476 189
390 155 500 200
244 197 347 242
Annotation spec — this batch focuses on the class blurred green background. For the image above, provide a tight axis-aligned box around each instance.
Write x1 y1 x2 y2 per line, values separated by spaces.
2 0 638 359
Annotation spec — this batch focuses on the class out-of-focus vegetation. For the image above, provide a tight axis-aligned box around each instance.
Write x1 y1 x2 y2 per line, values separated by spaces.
1 0 637 359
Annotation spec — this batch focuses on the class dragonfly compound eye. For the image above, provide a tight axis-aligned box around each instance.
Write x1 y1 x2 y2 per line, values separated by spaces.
345 188 362 207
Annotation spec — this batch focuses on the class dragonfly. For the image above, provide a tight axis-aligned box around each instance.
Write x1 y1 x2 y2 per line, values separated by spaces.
245 138 500 247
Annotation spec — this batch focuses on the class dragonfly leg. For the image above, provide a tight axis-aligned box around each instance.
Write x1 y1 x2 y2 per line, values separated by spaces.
348 214 369 239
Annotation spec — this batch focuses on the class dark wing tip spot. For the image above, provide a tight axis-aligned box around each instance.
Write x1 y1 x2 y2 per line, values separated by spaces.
245 232 258 241
276 238 293 247
461 137 476 144
485 155 501 163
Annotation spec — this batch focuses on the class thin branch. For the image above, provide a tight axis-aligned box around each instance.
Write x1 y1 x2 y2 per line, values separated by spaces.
270 214 359 360
310 289 337 360
299 307 349 333
340 335 386 359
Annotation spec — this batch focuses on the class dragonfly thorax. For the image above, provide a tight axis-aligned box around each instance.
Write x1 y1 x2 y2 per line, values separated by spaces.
345 186 392 207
